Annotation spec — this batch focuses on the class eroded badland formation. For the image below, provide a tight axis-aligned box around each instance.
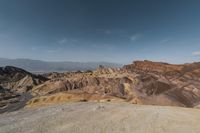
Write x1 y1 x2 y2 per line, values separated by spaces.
1 60 200 133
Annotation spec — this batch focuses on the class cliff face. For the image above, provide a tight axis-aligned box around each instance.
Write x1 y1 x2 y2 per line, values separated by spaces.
123 60 183 74
122 60 200 107
123 60 200 76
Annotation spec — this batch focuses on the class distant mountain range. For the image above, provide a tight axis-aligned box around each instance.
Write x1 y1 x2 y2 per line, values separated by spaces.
0 58 122 73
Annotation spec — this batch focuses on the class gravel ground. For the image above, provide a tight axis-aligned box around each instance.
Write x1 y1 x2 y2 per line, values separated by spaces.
1 102 200 133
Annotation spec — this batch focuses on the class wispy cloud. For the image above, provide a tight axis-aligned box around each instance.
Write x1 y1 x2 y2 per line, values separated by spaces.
47 50 57 53
57 38 79 45
91 43 114 50
160 39 169 43
58 38 67 44
104 30 112 34
130 34 142 41
72 39 78 42
47 48 62 53
31 47 37 51
192 51 200 56
96 29 112 35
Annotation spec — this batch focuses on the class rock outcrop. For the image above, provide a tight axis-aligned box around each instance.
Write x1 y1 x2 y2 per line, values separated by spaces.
0 86 20 108
1 60 200 112
28 60 200 108
0 66 48 111
123 60 183 75
0 66 48 93
123 60 200 107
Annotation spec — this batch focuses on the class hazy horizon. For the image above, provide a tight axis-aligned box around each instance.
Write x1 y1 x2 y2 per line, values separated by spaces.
0 0 200 64
0 57 123 64
0 57 199 65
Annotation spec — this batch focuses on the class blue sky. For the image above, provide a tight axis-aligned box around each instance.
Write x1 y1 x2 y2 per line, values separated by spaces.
0 0 200 64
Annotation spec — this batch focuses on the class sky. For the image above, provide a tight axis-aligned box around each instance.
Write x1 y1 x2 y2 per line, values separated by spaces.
0 0 200 64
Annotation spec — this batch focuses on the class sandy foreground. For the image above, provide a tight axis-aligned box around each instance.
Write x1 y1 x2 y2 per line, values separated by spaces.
0 102 200 133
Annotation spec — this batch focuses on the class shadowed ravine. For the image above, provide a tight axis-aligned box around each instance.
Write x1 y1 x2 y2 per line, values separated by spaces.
0 93 32 114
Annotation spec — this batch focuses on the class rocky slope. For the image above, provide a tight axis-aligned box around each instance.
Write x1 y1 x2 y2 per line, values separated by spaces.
0 86 20 108
123 60 200 107
1 102 200 133
0 66 48 112
0 66 48 93
1 60 200 112
28 60 200 108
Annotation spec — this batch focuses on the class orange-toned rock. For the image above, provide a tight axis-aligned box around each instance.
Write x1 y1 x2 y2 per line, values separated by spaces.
123 60 183 74
26 92 125 108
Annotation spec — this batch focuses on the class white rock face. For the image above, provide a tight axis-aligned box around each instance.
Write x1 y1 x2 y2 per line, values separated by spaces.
1 102 200 133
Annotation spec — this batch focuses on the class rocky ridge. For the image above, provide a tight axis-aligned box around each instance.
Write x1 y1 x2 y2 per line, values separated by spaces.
27 60 200 108
1 60 200 112
0 66 48 112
